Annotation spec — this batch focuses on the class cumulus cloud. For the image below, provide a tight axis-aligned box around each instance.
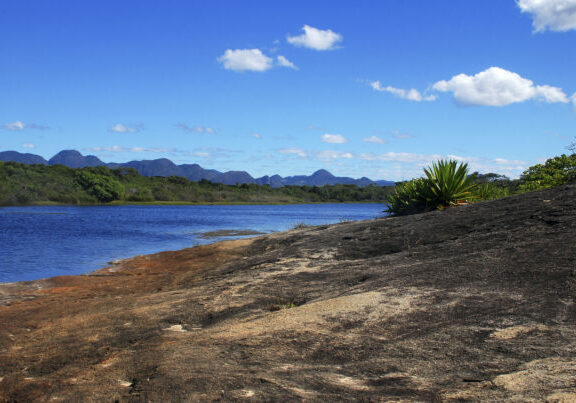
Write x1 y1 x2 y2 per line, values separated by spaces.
517 0 576 32
4 121 25 131
22 143 35 149
321 133 348 144
279 148 309 158
277 55 298 69
287 25 342 50
108 123 142 133
572 92 576 110
3 121 50 131
370 81 437 102
217 49 298 72
360 151 529 178
360 152 443 164
363 136 387 144
432 67 570 106
194 152 211 158
316 150 354 161
177 123 215 134
218 48 274 72
279 148 354 161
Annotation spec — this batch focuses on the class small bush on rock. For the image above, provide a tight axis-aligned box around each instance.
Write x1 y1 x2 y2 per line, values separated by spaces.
386 160 477 216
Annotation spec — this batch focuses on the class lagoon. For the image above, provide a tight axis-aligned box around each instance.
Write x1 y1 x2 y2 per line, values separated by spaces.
0 204 386 283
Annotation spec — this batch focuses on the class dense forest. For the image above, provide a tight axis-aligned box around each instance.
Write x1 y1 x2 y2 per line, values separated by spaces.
0 162 395 205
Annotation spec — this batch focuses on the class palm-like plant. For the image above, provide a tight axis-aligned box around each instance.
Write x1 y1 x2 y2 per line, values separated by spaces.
385 178 430 216
385 160 477 216
423 160 477 209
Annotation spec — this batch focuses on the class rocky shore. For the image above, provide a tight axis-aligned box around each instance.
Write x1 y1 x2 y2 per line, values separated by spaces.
1 185 576 401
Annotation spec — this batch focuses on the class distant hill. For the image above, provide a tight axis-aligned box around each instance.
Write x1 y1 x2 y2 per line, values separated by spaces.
0 151 48 165
48 150 105 168
0 149 395 187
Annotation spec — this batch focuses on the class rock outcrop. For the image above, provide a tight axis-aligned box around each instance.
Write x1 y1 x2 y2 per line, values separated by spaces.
1 185 575 400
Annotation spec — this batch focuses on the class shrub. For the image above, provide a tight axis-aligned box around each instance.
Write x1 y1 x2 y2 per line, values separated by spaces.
518 154 576 192
386 160 477 216
477 183 509 200
385 178 431 216
76 170 125 203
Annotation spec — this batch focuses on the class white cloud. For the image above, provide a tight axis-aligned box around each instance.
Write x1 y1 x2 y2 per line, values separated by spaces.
493 158 527 165
316 150 354 161
321 133 348 144
279 148 309 158
572 92 576 110
109 123 142 133
252 133 262 139
517 0 576 32
277 55 298 69
4 121 25 131
360 152 443 163
360 151 529 179
194 152 211 158
22 143 35 149
2 121 50 131
371 81 437 102
287 25 342 51
279 148 354 161
218 48 274 72
432 67 570 106
177 123 215 134
363 136 386 144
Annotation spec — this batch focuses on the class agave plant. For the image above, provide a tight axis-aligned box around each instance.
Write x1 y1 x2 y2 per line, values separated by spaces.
385 178 431 216
385 160 477 216
423 160 477 209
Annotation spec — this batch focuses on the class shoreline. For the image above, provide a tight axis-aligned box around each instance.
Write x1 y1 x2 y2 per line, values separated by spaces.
0 227 275 287
0 200 387 207
0 203 386 284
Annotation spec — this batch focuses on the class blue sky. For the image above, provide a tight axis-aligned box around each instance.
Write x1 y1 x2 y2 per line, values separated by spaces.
1 0 575 181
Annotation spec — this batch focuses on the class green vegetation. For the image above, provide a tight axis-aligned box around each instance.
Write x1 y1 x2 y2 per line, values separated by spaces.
0 161 395 206
386 153 576 216
4 151 575 210
386 160 477 216
517 154 576 192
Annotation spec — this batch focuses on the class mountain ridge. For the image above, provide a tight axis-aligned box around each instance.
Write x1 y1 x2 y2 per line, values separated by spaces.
0 149 395 187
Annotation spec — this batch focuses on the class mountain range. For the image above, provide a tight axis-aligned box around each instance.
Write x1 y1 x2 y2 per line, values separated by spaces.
0 150 395 187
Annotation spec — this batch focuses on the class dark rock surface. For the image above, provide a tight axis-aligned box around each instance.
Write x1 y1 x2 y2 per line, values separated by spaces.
1 185 575 400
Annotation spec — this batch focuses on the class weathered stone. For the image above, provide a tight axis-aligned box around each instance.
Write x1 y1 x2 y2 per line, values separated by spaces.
1 185 575 400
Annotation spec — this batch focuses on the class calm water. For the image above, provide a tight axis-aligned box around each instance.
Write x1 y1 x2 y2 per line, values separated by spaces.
0 204 385 283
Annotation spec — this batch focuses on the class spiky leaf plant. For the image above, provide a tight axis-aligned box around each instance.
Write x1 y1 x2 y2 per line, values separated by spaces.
385 160 477 216
423 160 477 209
385 178 431 216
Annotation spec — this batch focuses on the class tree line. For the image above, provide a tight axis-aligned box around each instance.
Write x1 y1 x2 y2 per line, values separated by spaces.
0 162 395 205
